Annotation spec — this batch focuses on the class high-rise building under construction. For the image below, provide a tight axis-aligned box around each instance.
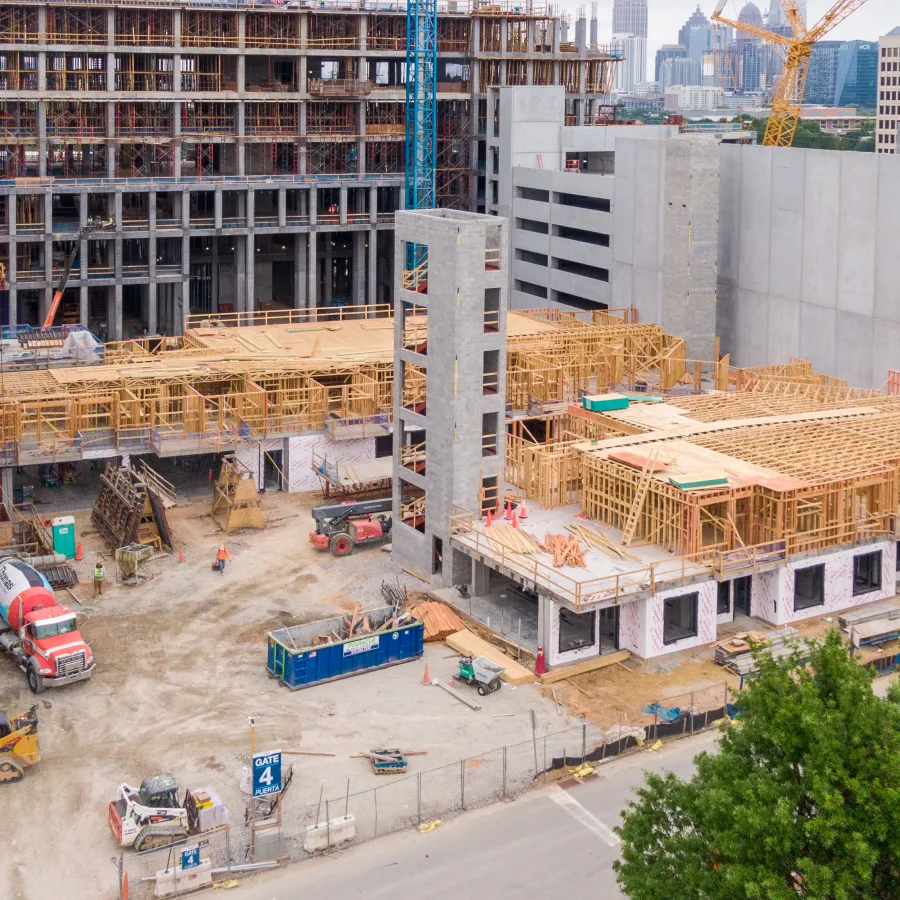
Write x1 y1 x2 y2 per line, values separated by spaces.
0 0 621 337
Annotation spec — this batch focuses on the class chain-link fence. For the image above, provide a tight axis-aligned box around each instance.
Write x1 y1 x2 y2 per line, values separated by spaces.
120 682 731 897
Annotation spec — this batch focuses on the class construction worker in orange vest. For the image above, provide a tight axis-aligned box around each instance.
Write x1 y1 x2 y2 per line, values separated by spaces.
214 544 231 575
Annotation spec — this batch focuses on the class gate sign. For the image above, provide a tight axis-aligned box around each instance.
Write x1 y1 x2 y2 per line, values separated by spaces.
252 749 282 798
180 846 200 870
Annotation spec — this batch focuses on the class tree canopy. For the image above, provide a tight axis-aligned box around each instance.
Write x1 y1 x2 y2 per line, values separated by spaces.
614 631 900 899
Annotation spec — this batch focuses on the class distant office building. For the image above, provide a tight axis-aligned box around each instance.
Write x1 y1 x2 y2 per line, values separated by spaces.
655 44 689 82
613 0 648 39
614 35 648 93
678 7 712 67
805 41 842 105
877 28 900 154
835 40 878 107
665 85 725 111
661 57 702 93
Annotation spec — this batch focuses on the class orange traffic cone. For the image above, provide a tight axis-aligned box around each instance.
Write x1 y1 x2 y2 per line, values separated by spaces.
485 509 494 527
75 541 83 561
505 501 512 521
122 872 129 900
422 663 431 685
178 549 184 563
519 502 528 520
511 511 519 528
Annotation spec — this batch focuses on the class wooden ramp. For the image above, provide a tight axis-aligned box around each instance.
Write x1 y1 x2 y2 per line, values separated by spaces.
445 629 536 685
539 649 631 684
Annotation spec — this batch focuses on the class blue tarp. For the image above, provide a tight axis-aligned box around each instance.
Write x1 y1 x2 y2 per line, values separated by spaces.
642 702 682 723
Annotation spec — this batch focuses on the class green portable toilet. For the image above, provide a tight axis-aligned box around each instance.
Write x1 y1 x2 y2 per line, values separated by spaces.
52 515 76 560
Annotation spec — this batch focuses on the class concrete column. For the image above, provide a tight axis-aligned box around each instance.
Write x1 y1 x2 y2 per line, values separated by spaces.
148 280 158 334
1 467 13 507
352 230 365 304
36 8 46 89
79 237 88 282
323 237 332 304
214 189 223 229
7 289 16 328
148 191 157 231
369 186 377 225
246 189 255 230
114 192 123 228
107 7 115 46
298 55 307 95
237 11 246 49
236 104 246 176
211 241 219 311
246 232 255 311
7 192 16 236
173 53 181 93
108 284 123 340
107 52 115 92
181 190 190 230
43 192 52 236
114 235 123 285
236 56 245 94
107 102 116 177
339 186 348 226
359 14 367 52
235 236 246 312
300 13 308 49
38 101 47 177
79 284 89 329
173 8 182 48
278 189 287 228
472 559 491 596
307 231 317 308
367 228 376 307
293 233 307 308
309 186 317 226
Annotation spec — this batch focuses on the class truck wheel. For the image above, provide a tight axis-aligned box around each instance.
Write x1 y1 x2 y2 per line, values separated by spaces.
330 534 353 557
477 684 487 697
26 664 44 695
489 678 502 693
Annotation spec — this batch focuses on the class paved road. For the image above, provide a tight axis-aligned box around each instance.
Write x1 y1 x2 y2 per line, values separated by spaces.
225 731 718 900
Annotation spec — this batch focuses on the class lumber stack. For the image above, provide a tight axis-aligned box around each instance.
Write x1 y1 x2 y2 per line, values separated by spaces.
714 626 802 675
407 600 466 642
445 629 535 685
540 534 586 568
565 523 640 562
485 524 542 555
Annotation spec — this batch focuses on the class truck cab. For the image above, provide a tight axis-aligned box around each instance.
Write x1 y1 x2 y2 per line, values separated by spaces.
21 606 94 691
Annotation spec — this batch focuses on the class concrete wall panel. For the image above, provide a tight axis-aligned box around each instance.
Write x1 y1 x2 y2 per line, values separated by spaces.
834 310 874 386
836 153 877 317
737 147 773 295
766 295 800 362
800 150 840 311
767 151 805 303
798 301 836 375
874 155 900 326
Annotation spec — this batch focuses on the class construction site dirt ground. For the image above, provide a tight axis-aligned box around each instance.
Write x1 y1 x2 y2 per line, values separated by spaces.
0 490 581 900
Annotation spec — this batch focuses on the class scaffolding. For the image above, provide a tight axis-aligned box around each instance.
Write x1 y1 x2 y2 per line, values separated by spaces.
507 20 529 51
0 145 34 178
480 18 502 52
180 56 235 93
437 99 471 210
115 103 174 140
307 142 357 175
586 59 616 94
245 12 301 49
114 9 175 47
245 102 299 137
48 143 107 179
0 52 39 92
180 103 235 136
366 141 404 174
533 60 554 85
306 102 358 136
47 101 106 139
182 11 239 48
561 60 579 92
368 14 406 51
506 60 527 86
45 8 107 45
115 54 175 92
478 60 501 92
308 14 360 49
437 18 470 52
46 53 106 93
366 102 405 136
0 103 38 141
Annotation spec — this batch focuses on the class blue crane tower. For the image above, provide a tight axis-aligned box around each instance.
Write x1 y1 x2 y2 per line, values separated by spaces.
405 0 438 238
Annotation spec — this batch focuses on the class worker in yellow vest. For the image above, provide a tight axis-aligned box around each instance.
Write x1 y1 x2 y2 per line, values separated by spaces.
93 561 105 596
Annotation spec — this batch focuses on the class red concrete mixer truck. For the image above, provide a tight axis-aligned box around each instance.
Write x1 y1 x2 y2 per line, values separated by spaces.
0 559 94 693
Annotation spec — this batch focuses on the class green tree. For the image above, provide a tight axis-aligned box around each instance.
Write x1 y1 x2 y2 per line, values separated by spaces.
614 631 900 899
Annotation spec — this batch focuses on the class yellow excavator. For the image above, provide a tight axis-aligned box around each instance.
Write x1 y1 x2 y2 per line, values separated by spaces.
0 707 40 783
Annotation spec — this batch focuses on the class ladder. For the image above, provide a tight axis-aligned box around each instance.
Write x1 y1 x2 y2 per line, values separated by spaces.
621 447 660 547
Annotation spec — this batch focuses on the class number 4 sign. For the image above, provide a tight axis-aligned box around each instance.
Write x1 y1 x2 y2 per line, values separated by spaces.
252 749 282 798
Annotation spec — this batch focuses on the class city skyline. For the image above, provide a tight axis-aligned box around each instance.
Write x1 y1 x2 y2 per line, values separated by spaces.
560 0 898 84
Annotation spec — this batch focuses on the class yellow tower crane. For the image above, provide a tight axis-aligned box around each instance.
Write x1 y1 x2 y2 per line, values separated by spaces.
711 0 872 147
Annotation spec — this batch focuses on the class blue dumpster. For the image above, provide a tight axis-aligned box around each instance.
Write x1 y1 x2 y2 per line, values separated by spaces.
267 605 424 690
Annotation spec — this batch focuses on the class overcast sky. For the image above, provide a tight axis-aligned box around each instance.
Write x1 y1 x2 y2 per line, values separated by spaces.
558 1 899 70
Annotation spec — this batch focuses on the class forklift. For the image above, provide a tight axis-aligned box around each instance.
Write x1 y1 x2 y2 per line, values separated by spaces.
309 498 392 557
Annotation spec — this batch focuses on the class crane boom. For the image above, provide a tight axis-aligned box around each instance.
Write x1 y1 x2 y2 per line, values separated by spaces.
712 0 873 148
